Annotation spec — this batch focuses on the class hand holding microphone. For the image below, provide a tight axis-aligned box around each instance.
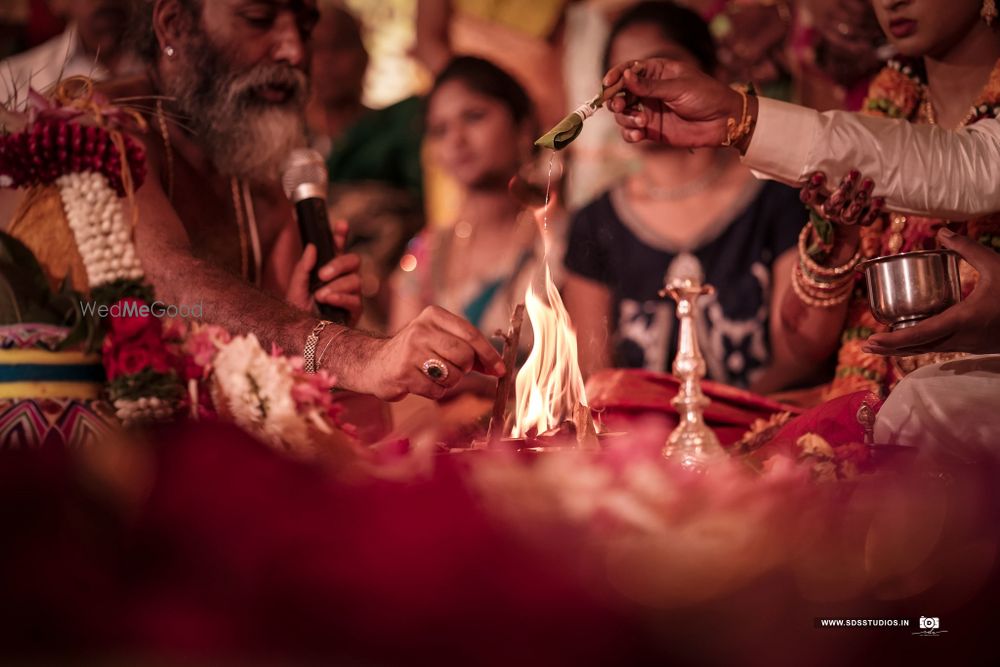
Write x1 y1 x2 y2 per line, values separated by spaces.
282 149 363 325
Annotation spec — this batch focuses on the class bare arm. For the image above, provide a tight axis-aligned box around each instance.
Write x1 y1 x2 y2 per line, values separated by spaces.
413 0 453 75
129 152 503 401
751 247 844 394
562 271 612 377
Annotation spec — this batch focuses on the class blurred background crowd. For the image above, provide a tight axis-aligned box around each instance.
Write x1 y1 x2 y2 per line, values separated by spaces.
0 0 897 402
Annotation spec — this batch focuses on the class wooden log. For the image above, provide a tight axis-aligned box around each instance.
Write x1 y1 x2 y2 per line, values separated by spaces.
487 303 525 445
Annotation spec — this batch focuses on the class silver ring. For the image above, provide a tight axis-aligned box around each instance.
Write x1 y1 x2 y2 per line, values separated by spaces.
421 358 449 383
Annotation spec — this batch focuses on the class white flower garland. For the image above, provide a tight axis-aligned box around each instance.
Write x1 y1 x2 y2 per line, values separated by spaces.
57 170 159 423
57 171 143 287
211 333 313 455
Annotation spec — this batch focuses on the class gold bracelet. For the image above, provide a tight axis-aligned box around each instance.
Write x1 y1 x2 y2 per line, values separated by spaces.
791 265 853 308
794 263 854 299
722 87 752 147
798 223 863 278
303 320 334 374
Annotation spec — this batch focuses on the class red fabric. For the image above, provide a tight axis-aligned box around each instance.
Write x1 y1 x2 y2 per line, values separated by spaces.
761 390 884 459
587 368 802 445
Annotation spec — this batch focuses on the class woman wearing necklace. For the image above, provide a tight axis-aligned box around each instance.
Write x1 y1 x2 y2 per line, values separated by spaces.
563 2 809 393
390 57 554 357
779 0 1000 400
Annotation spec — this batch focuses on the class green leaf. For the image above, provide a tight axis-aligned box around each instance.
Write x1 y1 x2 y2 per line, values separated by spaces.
0 271 22 323
535 114 585 151
0 230 54 324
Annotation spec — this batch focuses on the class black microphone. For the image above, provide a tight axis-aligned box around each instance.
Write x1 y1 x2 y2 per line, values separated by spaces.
281 148 349 325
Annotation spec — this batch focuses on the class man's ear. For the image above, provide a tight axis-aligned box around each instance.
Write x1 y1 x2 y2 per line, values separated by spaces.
153 0 195 53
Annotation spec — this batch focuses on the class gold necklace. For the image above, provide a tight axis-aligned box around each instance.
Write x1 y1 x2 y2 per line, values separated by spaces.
922 86 980 129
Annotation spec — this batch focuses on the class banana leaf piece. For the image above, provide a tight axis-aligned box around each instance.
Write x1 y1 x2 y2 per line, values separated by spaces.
534 73 633 151
534 94 601 151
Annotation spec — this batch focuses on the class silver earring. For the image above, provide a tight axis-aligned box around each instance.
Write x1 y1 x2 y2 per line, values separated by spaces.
164 45 175 58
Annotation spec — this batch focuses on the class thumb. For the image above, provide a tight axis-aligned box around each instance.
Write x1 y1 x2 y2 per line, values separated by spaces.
288 243 317 304
938 227 995 272
623 62 685 100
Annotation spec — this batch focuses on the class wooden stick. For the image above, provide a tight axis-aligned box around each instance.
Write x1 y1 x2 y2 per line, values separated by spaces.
487 303 525 445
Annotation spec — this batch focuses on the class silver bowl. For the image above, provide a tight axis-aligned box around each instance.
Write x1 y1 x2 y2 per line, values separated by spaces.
860 249 961 331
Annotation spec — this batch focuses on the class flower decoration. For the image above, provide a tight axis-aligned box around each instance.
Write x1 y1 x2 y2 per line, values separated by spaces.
2 77 179 425
206 331 354 456
863 61 921 120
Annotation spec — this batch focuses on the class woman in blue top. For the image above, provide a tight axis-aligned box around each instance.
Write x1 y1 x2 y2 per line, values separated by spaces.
563 1 810 393
390 57 554 350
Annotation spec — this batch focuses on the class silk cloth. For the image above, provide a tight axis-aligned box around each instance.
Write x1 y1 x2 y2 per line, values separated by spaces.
744 97 1000 220
875 354 1000 463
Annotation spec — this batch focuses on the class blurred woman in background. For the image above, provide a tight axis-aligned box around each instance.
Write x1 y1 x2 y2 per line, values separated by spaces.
390 57 556 373
563 1 809 393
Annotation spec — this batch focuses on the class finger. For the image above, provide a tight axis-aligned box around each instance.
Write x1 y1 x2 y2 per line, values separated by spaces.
314 292 362 312
316 273 362 300
424 307 505 376
408 370 448 401
332 218 349 253
613 110 646 129
317 253 361 282
602 60 631 88
937 227 998 272
621 127 647 143
294 243 317 279
842 202 862 224
621 64 685 101
287 243 317 305
860 198 884 227
864 308 963 352
423 349 466 389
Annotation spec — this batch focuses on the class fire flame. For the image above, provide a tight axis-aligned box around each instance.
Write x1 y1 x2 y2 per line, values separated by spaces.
512 263 590 438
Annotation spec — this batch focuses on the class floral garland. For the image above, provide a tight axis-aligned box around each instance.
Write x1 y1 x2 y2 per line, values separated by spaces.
186 325 356 456
2 80 359 454
825 58 1000 399
1 78 185 424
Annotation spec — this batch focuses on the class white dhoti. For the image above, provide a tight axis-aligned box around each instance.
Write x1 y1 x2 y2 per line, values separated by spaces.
875 355 1000 463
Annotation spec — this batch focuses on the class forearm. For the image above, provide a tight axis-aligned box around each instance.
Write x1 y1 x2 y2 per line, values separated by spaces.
414 0 453 74
769 239 854 371
141 242 385 394
742 98 1000 219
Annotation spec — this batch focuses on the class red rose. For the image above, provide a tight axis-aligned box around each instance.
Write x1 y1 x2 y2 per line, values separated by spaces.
117 347 152 376
106 297 161 341
104 333 172 380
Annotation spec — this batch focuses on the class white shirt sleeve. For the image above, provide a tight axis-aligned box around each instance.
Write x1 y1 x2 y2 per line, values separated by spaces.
742 97 1000 219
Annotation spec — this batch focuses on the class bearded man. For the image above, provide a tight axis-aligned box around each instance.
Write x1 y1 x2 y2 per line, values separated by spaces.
94 0 504 401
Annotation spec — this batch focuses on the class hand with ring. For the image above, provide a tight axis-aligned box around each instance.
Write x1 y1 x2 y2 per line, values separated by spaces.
363 306 505 401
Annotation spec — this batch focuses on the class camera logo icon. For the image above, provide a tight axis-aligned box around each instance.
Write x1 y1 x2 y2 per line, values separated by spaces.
919 617 939 630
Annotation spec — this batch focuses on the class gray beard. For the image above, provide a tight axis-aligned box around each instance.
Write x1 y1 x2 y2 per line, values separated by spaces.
164 36 308 183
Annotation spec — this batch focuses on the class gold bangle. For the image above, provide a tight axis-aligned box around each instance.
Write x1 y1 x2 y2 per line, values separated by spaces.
798 223 862 278
794 264 854 299
791 265 852 308
722 87 752 147
303 320 334 374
